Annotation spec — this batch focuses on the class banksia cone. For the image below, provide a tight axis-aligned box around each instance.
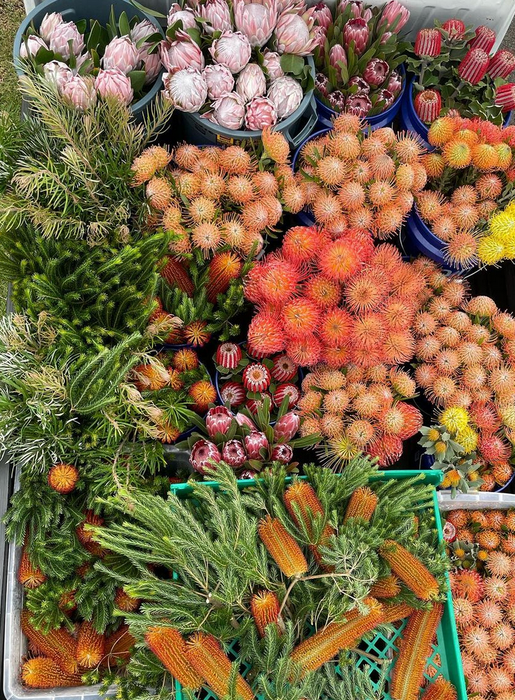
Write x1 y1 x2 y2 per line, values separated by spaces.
18 547 46 588
421 677 458 700
290 598 384 676
145 626 203 689
458 49 490 84
414 29 442 58
469 25 496 53
21 611 78 674
380 540 440 601
344 486 379 522
390 604 443 700
414 90 441 123
47 463 79 493
496 83 515 112
206 252 243 303
77 621 105 669
114 588 141 612
258 515 308 577
160 256 194 296
381 601 415 624
185 633 254 700
284 481 330 540
251 591 281 637
22 658 83 688
488 49 515 79
101 625 135 667
370 575 401 599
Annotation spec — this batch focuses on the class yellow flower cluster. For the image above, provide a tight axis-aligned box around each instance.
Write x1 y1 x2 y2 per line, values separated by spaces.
478 201 515 265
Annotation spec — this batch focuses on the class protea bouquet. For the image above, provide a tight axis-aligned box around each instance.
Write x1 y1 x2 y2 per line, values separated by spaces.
159 0 316 131
18 9 164 107
416 115 515 269
408 20 515 125
313 0 410 118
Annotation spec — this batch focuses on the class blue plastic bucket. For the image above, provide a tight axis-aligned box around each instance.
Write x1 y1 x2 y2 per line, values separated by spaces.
315 64 406 131
404 207 463 273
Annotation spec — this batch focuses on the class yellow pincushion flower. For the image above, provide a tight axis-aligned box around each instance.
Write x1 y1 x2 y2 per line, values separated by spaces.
499 404 515 429
505 201 515 216
477 236 505 265
440 407 469 434
489 211 515 239
455 426 479 453
427 427 440 442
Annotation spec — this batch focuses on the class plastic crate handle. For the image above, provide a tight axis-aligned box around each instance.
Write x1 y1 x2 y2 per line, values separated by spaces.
284 95 319 150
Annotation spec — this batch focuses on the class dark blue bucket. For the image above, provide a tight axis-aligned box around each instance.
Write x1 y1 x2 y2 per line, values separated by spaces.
404 207 463 274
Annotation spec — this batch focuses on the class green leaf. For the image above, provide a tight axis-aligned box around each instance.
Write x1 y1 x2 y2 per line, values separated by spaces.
136 32 162 48
75 19 88 34
280 53 305 76
34 47 55 65
128 70 147 93
130 0 167 18
87 20 102 52
186 27 202 46
118 11 131 37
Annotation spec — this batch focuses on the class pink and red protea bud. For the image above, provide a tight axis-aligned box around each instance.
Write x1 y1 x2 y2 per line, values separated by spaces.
329 44 347 71
313 26 327 53
329 90 345 112
196 0 232 35
103 36 139 74
495 83 515 112
376 88 395 109
19 34 48 59
345 91 372 116
212 92 246 129
168 4 197 30
206 406 233 437
488 50 515 79
414 28 442 58
469 25 496 53
273 383 301 408
441 18 466 40
363 58 389 86
62 76 97 111
243 363 272 392
216 343 242 370
338 0 363 19
272 355 298 382
236 63 267 102
203 64 234 100
274 8 318 56
274 412 300 443
379 1 410 33
348 75 370 93
234 0 278 48
240 469 258 479
235 412 257 430
244 431 269 458
414 89 442 123
343 18 369 56
380 32 392 45
387 70 402 96
458 48 490 84
267 76 303 119
163 68 208 112
246 392 272 414
245 96 278 130
315 72 330 96
95 69 134 105
49 21 85 59
210 31 252 73
142 51 162 84
262 50 284 81
190 439 222 474
160 33 205 74
222 439 247 467
271 444 294 463
312 2 333 30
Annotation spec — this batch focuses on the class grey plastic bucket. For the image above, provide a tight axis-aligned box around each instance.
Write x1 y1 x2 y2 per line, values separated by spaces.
13 0 164 119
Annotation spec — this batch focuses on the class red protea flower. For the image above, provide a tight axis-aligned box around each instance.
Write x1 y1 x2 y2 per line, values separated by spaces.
220 381 246 407
190 439 221 474
243 363 271 392
495 83 515 112
246 392 273 415
271 354 298 382
343 17 370 55
414 28 442 57
274 412 300 443
366 433 403 466
273 383 300 408
244 431 269 459
414 90 442 123
222 440 247 468
47 464 79 494
216 343 242 370
282 298 320 338
459 49 490 84
442 18 466 40
205 406 233 438
469 25 496 53
317 238 367 282
287 335 323 367
271 444 294 463
247 312 286 356
488 49 515 79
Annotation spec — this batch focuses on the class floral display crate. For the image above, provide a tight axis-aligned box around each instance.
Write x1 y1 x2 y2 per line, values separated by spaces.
171 470 467 700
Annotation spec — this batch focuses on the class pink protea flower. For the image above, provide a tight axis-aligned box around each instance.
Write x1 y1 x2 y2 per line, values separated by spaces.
222 439 247 467
271 443 293 463
216 343 242 370
43 60 72 92
103 36 139 74
95 69 134 105
203 64 234 99
243 363 272 392
469 25 496 53
235 412 257 430
495 83 515 112
312 2 333 29
272 355 298 382
206 406 233 437
220 381 246 406
312 25 328 52
343 18 369 56
160 32 204 74
488 50 515 79
442 18 466 40
236 63 267 102
61 75 97 111
414 28 442 57
190 439 221 473
458 48 490 84
363 58 389 86
345 91 372 117
19 34 48 59
329 45 347 70
414 89 442 123
267 76 303 118
49 21 85 60
39 12 63 42
274 7 318 56
274 411 300 442
212 92 246 129
273 383 300 408
196 0 233 34
337 0 363 19
244 431 269 458
210 31 252 73
162 68 208 112
379 0 410 33
167 3 197 30
376 88 395 109
245 96 278 130
142 51 162 84
130 19 157 45
262 50 284 81
234 0 278 48
387 70 402 96
348 76 369 94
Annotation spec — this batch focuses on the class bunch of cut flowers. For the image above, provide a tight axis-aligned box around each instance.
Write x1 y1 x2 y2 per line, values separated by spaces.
296 113 427 239
160 0 316 131
417 116 515 269
313 0 409 118
18 9 163 107
407 20 515 125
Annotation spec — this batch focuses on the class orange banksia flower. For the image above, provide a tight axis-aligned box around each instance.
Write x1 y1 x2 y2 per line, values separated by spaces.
114 588 141 613
420 677 457 700
145 626 203 689
370 575 401 599
77 621 105 669
101 625 135 668
380 540 439 600
258 515 308 578
21 611 78 674
22 658 83 689
47 463 79 494
206 252 243 303
381 601 415 625
251 591 281 637
344 486 378 523
183 320 211 347
18 547 46 589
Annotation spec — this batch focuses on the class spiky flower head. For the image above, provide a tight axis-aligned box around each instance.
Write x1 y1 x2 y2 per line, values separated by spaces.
47 463 79 494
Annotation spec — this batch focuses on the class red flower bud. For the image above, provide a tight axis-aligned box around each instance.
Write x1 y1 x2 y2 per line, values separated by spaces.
414 28 442 57
414 89 442 123
469 25 496 54
495 83 515 112
216 342 242 369
441 18 466 40
488 50 515 80
271 444 293 464
458 48 490 85
343 18 370 56
244 431 269 459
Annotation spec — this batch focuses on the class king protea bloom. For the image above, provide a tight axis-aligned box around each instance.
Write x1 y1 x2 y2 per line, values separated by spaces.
210 31 252 73
234 0 278 48
262 50 284 80
343 18 369 55
458 48 490 84
268 76 303 118
488 50 515 79
48 21 85 59
414 28 442 57
167 3 197 30
496 83 515 112
414 89 441 123
43 60 72 92
103 36 139 74
19 34 48 59
160 32 205 74
379 0 410 33
196 0 232 34
95 69 134 105
203 64 234 99
163 68 208 112
212 92 246 129
274 7 318 56
39 11 63 42
61 75 97 111
245 96 278 130
236 63 267 102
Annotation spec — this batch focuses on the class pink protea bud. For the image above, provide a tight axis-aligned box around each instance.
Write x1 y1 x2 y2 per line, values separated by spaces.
273 383 300 408
313 26 328 52
142 51 162 84
216 343 243 370
160 32 205 74
19 34 48 59
343 18 369 56
240 469 258 479
162 68 208 112
271 443 293 463
348 75 370 93
363 58 389 86
222 439 247 467
244 431 269 458
274 8 318 56
236 63 267 102
262 50 284 81
328 90 346 111
380 32 392 44
414 28 442 57
246 392 272 414
190 439 221 474
312 2 333 30
61 75 97 111
197 0 233 35
210 31 252 73
441 18 466 40
387 70 402 96
43 60 72 91
458 48 490 85
130 19 156 45
469 25 496 53
495 83 515 112
362 8 373 22
103 36 139 74
338 1 363 19
206 405 233 437
267 76 303 119
220 381 246 407
414 89 441 123
95 69 134 105
212 92 246 129
235 412 257 430
49 21 85 60
203 64 234 99
167 3 197 30
245 96 278 130
271 355 298 382
273 412 300 443
376 88 395 109
379 1 410 33
243 363 272 392
234 0 278 48
488 50 515 79
345 91 371 116
329 44 347 71
39 12 63 42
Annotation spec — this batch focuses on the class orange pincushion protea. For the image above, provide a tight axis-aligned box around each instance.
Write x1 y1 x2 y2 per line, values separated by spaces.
258 515 308 578
145 627 203 689
18 547 46 589
22 658 83 689
344 486 378 523
380 540 439 600
250 591 281 637
188 380 216 413
77 621 105 669
21 611 78 674
47 464 79 494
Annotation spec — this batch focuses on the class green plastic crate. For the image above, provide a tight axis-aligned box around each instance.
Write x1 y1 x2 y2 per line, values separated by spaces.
170 470 467 700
